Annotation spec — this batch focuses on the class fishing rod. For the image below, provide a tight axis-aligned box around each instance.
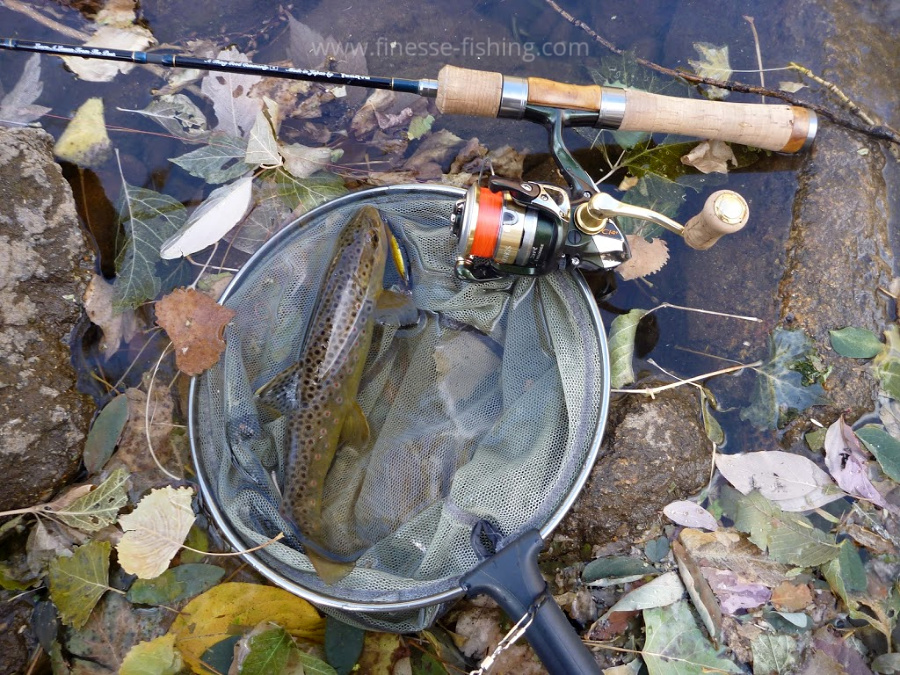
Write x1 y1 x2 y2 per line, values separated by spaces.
0 37 816 153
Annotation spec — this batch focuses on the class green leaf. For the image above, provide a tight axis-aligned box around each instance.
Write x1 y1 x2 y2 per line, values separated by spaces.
700 390 725 445
271 168 347 214
618 174 686 238
740 328 829 429
127 563 226 606
170 131 252 184
49 540 111 628
239 625 293 675
829 326 883 358
180 524 210 564
407 114 435 141
857 425 900 481
325 616 365 675
83 394 130 474
750 634 797 675
113 184 187 310
872 653 900 674
645 536 670 563
642 600 741 674
200 635 241 674
293 650 339 675
873 325 900 399
119 633 184 675
583 556 655 584
53 468 129 532
822 540 866 608
608 309 648 388
733 491 839 567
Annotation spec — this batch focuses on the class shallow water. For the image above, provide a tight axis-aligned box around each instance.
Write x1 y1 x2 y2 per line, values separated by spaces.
0 0 895 445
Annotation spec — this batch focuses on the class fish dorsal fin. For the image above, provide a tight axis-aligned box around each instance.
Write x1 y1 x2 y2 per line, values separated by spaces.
339 401 370 447
255 362 303 416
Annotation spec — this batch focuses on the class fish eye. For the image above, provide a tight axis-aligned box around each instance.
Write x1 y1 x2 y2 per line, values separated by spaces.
370 230 380 246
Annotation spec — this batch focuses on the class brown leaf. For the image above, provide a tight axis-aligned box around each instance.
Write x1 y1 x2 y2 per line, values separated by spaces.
681 140 736 174
770 580 813 611
83 274 140 358
403 129 464 174
678 528 789 588
673 539 722 642
617 235 670 280
155 288 236 376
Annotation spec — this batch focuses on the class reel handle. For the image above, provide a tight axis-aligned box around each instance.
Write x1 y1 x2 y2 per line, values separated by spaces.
435 65 817 153
682 190 749 250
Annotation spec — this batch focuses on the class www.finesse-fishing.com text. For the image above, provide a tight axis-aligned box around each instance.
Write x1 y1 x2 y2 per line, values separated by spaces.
308 37 589 63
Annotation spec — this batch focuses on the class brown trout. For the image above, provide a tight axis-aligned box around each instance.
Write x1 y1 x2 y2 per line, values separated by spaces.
257 205 400 583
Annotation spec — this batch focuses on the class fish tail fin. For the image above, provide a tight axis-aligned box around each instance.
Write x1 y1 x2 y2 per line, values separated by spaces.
306 551 356 584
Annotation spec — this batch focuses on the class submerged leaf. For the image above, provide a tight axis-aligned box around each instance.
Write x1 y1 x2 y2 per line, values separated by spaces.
857 425 900 481
583 557 656 585
245 109 282 167
120 93 209 142
53 468 130 532
829 326 883 358
325 616 365 675
823 417 889 509
280 142 333 179
750 634 797 675
688 43 732 99
642 600 741 674
170 132 252 184
608 309 649 388
822 540 867 609
83 393 130 473
200 47 263 137
49 540 111 628
54 97 112 168
160 175 254 259
740 328 828 429
664 501 718 530
113 184 187 310
117 485 196 579
680 140 736 174
716 451 842 511
63 25 155 82
0 53 51 126
155 287 236 375
127 563 225 606
617 236 670 281
873 325 900 399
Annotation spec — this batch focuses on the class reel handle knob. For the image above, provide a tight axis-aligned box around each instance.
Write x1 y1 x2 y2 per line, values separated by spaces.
682 190 749 250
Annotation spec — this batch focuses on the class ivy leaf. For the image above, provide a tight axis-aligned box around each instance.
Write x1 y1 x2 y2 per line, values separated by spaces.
126 563 225 606
608 309 648 388
117 486 196 579
733 491 839 567
857 425 900 481
873 325 900 399
52 468 130 532
119 633 184 675
750 634 797 675
829 326 883 358
642 600 741 674
715 451 843 512
113 183 187 310
740 328 829 429
170 132 252 184
49 540 111 628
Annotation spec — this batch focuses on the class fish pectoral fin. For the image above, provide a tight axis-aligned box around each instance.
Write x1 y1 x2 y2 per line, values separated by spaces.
306 551 355 584
255 362 304 417
339 401 370 447
375 289 421 328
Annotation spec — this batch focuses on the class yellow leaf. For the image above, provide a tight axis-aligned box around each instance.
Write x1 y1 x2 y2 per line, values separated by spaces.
117 486 195 579
167 582 325 674
54 97 112 168
120 633 184 675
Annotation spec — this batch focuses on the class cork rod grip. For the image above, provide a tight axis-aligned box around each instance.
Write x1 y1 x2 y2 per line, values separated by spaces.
436 65 503 116
618 89 814 153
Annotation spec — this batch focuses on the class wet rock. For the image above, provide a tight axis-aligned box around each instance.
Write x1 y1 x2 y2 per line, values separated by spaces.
0 592 36 675
557 383 709 548
0 127 93 511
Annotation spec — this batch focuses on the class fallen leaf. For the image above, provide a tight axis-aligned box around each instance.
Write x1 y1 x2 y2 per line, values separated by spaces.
608 571 684 613
117 485 195 579
82 393 130 473
716 450 843 511
642 600 742 674
83 274 140 359
52 467 130 532
200 47 263 138
751 634 797 675
170 132 253 184
689 43 732 99
823 417 889 509
701 568 771 614
126 563 225 606
168 582 325 674
678 528 789 588
873 325 900 399
770 581 813 612
408 114 435 140
740 328 829 429
680 140 736 174
0 53 51 126
119 93 209 142
608 309 649 388
155 287 236 375
583 556 656 585
779 81 807 93
280 142 333 179
872 654 900 674
325 616 365 675
233 623 294 675
245 109 282 167
822 540 867 609
403 129 464 174
617 236 670 280
120 633 184 675
829 326 883 359
63 24 155 82
54 97 112 168
49 540 111 628
857 425 900 481
160 175 254 259
672 540 721 639
26 518 81 580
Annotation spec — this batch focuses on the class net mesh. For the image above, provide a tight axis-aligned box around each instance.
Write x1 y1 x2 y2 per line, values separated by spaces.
193 188 606 632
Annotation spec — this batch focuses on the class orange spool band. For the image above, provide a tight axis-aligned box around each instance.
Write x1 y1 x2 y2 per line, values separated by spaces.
471 188 503 258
